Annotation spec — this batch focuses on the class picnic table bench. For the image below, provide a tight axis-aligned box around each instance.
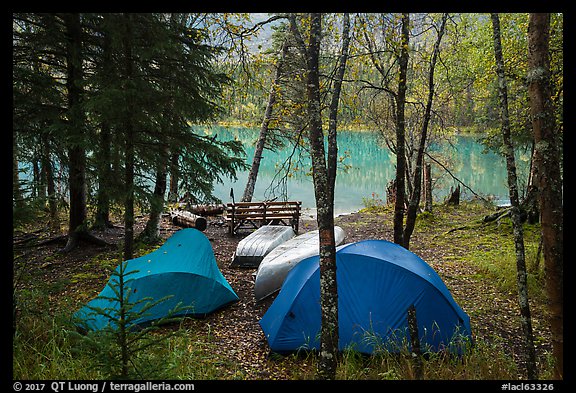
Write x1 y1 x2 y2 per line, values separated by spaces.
224 200 302 235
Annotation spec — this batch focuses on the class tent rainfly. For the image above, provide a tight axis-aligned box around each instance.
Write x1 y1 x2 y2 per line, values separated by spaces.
74 228 238 331
259 239 473 354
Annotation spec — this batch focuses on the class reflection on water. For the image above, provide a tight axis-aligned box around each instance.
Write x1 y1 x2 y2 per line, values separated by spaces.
203 126 530 216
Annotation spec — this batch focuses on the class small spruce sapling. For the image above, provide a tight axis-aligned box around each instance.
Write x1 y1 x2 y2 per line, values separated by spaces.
73 257 191 379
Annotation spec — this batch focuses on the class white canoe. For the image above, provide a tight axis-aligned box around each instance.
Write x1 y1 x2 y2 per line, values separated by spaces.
254 226 346 301
230 225 296 268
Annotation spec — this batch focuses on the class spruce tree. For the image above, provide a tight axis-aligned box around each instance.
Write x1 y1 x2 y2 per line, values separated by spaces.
74 257 189 379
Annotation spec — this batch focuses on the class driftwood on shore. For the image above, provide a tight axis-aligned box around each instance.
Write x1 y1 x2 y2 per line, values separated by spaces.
168 210 207 231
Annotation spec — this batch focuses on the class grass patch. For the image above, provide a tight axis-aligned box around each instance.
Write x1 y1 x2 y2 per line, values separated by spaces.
337 339 518 380
283 340 519 380
415 202 546 302
466 238 546 302
13 304 228 380
13 311 102 379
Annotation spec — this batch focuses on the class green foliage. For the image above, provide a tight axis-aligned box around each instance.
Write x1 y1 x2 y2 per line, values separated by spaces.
12 13 247 234
360 192 387 212
464 221 546 301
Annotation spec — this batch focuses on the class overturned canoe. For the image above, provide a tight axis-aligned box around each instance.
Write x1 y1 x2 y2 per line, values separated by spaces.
230 225 296 268
254 226 346 301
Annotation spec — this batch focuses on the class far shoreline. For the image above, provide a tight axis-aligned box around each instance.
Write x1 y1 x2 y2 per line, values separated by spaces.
211 120 493 136
300 206 363 222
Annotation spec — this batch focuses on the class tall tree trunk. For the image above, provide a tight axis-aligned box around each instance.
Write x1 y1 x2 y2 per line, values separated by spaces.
123 13 135 261
393 13 410 246
306 12 350 380
403 13 447 250
61 12 88 253
94 25 114 230
289 12 349 379
326 13 350 202
242 38 289 202
93 120 113 229
527 13 563 380
491 13 538 380
305 13 338 380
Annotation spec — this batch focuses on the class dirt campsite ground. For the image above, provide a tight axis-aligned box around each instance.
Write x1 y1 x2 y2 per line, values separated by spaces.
13 202 552 379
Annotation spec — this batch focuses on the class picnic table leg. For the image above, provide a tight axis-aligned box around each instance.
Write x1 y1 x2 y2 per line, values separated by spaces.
229 205 235 234
295 205 300 233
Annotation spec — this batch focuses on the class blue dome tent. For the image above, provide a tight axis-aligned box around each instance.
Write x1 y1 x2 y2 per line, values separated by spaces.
74 228 238 331
259 239 472 354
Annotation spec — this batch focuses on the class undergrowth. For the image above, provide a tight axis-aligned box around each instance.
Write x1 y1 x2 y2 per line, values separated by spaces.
13 303 522 380
421 202 546 302
13 200 553 380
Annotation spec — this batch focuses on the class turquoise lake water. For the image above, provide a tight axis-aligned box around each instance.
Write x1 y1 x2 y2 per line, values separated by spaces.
17 126 530 217
204 126 531 216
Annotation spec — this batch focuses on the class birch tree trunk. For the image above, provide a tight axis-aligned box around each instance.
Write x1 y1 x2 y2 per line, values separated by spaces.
289 12 349 380
305 13 339 380
242 38 289 202
527 13 563 380
402 13 447 250
288 12 350 379
393 13 410 246
326 13 350 203
139 148 169 244
491 13 538 380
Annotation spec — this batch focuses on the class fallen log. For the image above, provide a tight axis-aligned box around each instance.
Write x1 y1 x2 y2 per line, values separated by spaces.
187 204 225 216
483 208 511 223
169 210 207 231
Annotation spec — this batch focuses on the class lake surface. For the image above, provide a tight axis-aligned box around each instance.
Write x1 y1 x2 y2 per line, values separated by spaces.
202 126 531 216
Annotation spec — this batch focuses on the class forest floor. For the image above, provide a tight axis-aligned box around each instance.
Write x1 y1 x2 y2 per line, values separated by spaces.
13 201 552 380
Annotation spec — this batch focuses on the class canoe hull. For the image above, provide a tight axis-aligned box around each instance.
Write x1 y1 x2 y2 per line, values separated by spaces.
254 226 345 301
230 225 296 268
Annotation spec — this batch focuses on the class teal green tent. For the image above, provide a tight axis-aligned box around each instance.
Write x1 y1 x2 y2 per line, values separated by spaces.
74 228 238 331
